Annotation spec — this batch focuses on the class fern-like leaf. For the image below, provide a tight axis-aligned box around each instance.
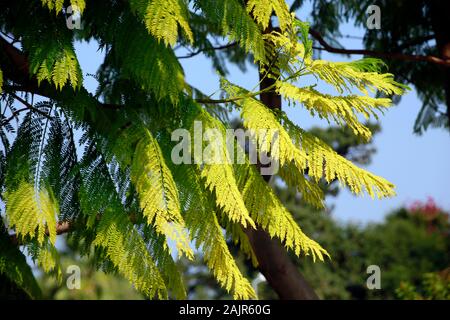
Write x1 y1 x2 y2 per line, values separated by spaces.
277 82 392 140
93 208 167 299
170 161 256 299
194 0 266 62
130 129 193 259
4 181 58 245
33 46 82 90
193 109 255 229
308 58 407 95
130 0 193 46
224 81 396 199
246 0 292 31
111 14 186 103
282 117 396 199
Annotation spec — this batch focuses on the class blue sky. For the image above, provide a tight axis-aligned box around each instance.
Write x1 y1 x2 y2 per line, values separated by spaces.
73 17 450 226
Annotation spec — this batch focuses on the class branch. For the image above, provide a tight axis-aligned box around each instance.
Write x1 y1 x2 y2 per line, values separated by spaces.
308 28 450 67
1 107 28 126
176 42 237 59
9 92 52 119
10 221 72 245
1 36 244 108
396 34 435 51
0 36 122 110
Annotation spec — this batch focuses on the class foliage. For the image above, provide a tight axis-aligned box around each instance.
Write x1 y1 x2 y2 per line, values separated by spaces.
177 128 449 300
260 196 450 300
396 269 450 300
0 0 405 299
290 0 449 133
37 247 145 300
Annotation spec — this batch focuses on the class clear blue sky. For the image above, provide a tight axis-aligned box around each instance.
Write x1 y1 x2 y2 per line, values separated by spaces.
74 17 450 226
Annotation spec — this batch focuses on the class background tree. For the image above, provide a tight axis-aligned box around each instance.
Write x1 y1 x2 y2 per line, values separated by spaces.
290 0 450 133
0 0 406 299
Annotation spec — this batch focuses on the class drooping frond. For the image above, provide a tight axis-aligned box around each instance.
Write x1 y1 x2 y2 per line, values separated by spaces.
42 114 80 221
223 81 307 168
193 109 255 229
235 161 328 261
77 140 179 299
27 239 62 283
246 0 292 31
169 161 256 299
223 81 396 199
282 117 396 199
145 229 187 300
93 208 167 299
4 181 58 245
129 0 193 46
130 128 193 259
278 163 325 209
29 41 82 90
1 106 72 246
194 0 266 62
308 58 408 95
109 14 186 103
277 82 392 140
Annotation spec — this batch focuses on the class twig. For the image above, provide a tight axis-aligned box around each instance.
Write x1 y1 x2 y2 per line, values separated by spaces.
308 28 450 67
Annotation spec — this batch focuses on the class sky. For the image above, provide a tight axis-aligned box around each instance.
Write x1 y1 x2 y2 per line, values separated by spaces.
70 13 450 226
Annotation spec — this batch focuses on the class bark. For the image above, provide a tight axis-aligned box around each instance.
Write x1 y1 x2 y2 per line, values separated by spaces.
244 227 319 300
243 23 319 300
429 0 450 125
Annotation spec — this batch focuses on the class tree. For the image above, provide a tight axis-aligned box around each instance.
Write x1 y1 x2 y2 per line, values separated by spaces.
396 269 450 300
180 195 450 300
292 198 450 300
0 0 406 299
290 0 450 133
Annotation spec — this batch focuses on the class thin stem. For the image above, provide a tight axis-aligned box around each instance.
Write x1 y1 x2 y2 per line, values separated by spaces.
10 93 52 120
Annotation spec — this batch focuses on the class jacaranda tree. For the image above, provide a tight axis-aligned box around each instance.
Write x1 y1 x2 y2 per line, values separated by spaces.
0 0 406 299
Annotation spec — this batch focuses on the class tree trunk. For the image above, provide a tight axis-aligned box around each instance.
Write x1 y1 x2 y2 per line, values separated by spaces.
244 22 319 300
244 227 319 300
429 0 450 124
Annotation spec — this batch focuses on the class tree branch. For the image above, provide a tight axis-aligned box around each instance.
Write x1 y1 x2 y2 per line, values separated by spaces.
0 36 245 108
176 42 237 59
10 221 72 245
309 28 450 67
9 92 53 119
